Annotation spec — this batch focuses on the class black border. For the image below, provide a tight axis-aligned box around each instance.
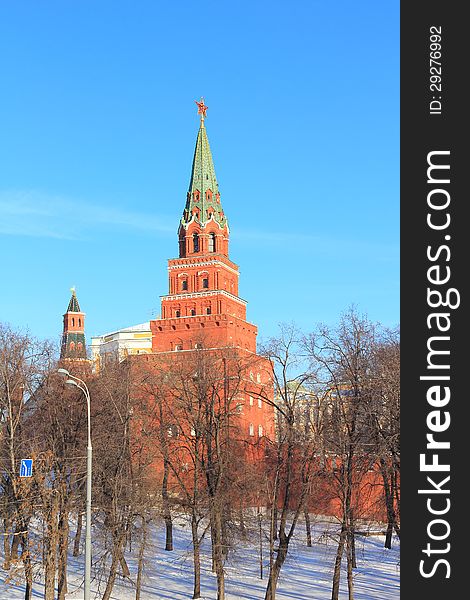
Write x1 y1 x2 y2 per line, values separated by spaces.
401 2 466 597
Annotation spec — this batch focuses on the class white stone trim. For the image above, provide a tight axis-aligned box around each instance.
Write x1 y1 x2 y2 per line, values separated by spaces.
168 260 239 276
160 289 247 305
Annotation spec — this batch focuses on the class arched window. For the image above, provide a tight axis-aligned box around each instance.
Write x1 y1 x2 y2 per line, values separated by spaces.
258 425 263 437
208 232 216 252
72 318 75 327
175 310 180 318
193 233 200 252
77 342 83 351
202 278 209 289
182 280 188 291
191 309 196 316
249 423 254 436
70 341 75 351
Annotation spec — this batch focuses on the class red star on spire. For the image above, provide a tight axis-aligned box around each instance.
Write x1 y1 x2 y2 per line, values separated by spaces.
195 97 208 119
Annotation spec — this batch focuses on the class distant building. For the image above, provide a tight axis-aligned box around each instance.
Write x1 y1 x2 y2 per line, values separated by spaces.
90 322 152 372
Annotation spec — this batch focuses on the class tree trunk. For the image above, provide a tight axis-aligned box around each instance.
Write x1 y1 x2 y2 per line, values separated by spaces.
135 517 147 600
162 458 173 551
119 552 131 577
272 504 278 541
211 505 225 600
102 551 120 600
264 536 288 600
349 515 357 569
44 498 59 600
10 523 21 561
191 514 201 599
221 505 229 560
239 506 247 540
331 523 347 600
346 531 354 600
3 517 12 569
380 459 400 548
73 511 83 557
304 508 312 547
57 507 69 600
21 531 33 600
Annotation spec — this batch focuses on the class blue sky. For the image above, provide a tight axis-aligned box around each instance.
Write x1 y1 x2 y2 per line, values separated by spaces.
0 0 399 350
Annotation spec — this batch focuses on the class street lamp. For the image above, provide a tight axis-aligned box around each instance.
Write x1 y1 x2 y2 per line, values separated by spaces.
58 367 92 600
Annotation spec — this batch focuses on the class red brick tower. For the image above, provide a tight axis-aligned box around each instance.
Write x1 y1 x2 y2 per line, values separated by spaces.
60 288 91 374
150 99 257 354
149 99 274 440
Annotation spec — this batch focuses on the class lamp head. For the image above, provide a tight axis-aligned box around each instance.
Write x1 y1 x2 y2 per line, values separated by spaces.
57 368 70 378
65 379 79 388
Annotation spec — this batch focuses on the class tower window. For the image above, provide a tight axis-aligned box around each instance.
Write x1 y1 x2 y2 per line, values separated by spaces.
182 280 188 291
249 423 254 436
249 396 254 406
72 318 75 327
202 278 209 289
79 318 81 327
191 309 196 316
258 398 262 408
208 232 216 252
258 425 263 437
193 233 200 252
206 307 211 315
175 310 180 317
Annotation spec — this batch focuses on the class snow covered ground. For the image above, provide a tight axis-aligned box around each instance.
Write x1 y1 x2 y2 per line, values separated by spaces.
0 517 399 599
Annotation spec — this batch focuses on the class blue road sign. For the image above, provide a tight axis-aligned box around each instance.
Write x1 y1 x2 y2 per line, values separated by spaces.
20 459 33 478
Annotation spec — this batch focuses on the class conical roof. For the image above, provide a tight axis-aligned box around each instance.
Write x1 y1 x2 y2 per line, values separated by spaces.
180 100 227 230
66 288 82 313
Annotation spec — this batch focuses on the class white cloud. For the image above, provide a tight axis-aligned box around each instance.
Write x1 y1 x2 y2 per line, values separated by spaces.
0 190 174 239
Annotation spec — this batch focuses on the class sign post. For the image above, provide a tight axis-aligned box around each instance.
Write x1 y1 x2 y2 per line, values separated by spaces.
19 459 33 478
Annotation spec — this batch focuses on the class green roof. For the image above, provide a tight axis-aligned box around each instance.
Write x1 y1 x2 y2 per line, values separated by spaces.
67 289 81 313
181 121 227 230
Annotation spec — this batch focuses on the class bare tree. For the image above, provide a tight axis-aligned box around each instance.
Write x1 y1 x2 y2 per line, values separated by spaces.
255 324 325 600
366 328 400 548
305 308 380 600
0 323 55 599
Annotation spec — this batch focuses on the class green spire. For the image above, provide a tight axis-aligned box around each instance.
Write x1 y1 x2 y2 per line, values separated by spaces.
181 100 227 230
188 123 219 200
67 287 81 313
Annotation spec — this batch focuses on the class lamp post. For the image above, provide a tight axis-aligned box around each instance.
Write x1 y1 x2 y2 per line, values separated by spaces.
58 368 92 600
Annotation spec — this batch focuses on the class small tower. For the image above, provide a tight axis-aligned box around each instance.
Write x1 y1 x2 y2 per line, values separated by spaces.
60 288 88 361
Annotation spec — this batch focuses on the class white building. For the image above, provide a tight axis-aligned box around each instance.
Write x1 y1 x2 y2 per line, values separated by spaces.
91 322 153 371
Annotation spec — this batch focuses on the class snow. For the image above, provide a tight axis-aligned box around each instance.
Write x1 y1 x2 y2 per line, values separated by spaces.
0 518 399 599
